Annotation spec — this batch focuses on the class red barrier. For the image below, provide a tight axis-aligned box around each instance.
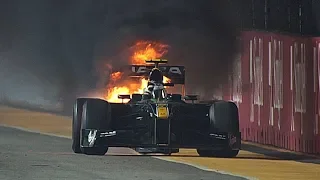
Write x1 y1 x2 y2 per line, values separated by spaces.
312 37 320 154
226 31 320 154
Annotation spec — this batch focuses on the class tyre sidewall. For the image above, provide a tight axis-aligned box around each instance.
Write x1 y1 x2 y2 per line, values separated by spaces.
72 98 88 153
80 99 111 155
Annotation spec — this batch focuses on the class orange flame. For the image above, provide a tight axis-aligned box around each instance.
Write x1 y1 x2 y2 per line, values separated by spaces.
105 41 170 103
106 78 148 103
110 71 122 82
131 41 169 64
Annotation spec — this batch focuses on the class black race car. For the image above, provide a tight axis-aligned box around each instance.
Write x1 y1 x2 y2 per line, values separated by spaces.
72 59 241 157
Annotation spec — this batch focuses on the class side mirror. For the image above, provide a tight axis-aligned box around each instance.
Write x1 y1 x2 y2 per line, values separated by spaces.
118 94 131 103
184 95 197 103
131 94 142 102
118 94 131 99
168 94 182 101
163 82 174 87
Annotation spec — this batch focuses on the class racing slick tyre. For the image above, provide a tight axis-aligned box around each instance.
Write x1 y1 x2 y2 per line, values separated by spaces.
197 101 240 158
196 148 239 158
162 148 179 156
80 99 111 156
72 98 88 154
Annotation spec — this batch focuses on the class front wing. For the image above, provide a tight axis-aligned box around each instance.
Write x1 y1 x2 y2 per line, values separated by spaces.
80 128 241 150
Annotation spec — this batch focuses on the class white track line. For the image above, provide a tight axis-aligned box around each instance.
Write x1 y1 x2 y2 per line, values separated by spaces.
0 124 257 180
0 124 71 139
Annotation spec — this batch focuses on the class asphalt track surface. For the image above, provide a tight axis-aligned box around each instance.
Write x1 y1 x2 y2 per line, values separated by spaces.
0 126 246 180
2 105 320 180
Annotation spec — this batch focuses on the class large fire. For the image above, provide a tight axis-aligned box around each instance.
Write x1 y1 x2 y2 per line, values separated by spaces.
105 41 170 103
131 41 169 64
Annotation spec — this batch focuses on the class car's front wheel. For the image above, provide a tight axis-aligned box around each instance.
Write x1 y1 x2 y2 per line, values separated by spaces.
197 149 239 158
80 99 110 156
72 98 88 154
197 101 241 158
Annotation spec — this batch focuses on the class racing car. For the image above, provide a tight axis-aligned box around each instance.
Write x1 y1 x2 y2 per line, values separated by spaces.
72 59 241 157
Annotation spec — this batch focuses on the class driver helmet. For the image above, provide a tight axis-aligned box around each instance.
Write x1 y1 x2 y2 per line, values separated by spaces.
149 68 163 83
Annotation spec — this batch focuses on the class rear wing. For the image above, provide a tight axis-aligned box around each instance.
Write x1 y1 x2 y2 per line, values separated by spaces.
145 59 168 64
120 65 185 84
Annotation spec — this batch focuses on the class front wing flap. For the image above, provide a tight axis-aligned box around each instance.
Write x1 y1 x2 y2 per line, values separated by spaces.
80 128 241 150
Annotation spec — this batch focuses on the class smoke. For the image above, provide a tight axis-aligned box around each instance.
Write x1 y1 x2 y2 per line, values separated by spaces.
91 0 241 98
0 0 240 114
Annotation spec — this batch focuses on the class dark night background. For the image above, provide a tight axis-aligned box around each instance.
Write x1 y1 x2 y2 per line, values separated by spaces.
0 0 318 114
